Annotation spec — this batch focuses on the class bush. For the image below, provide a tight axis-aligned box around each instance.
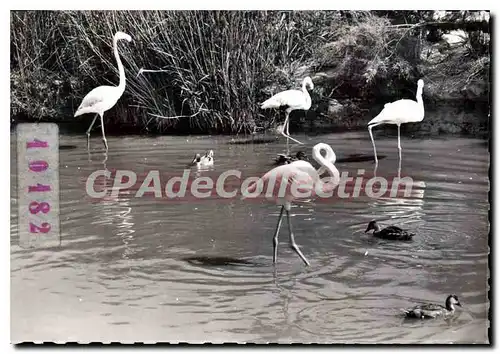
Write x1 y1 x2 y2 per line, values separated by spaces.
315 12 421 99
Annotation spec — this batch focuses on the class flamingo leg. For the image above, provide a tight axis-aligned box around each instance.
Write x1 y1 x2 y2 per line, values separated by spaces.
285 135 303 145
86 114 99 149
397 123 402 161
368 122 383 164
285 210 310 266
281 111 290 141
272 206 285 264
281 110 304 145
286 111 290 136
99 113 108 151
102 151 108 172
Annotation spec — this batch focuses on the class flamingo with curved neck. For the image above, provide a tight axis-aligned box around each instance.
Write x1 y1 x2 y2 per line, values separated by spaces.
74 31 132 150
244 142 339 266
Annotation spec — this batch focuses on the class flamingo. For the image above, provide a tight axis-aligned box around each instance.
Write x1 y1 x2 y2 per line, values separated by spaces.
244 143 340 266
74 31 132 150
261 77 314 145
368 79 425 164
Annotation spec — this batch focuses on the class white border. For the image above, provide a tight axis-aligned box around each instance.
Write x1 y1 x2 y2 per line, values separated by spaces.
4 1 498 10
3 2 496 352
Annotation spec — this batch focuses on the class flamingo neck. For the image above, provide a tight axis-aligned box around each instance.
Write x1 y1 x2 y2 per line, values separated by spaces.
301 79 311 94
416 86 423 107
302 80 312 107
113 36 126 93
312 143 340 189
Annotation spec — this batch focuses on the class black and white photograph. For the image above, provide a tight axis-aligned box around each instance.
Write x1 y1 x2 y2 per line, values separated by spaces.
8 8 491 345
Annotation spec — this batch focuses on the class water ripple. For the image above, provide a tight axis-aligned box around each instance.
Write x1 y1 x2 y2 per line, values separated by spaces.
10 133 489 343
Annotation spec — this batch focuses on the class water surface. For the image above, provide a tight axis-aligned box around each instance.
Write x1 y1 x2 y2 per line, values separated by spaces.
11 131 490 343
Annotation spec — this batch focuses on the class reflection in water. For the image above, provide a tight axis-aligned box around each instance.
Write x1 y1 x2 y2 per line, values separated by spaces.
91 193 137 263
368 180 426 221
116 199 136 260
373 154 401 178
87 150 108 171
182 256 254 266
10 132 489 343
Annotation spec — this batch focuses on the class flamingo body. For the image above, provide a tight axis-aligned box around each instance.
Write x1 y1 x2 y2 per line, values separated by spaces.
368 98 424 126
74 86 124 117
261 88 312 111
246 161 318 206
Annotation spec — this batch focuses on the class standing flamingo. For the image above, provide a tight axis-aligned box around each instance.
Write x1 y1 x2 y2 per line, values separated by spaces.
244 143 340 266
368 79 425 164
261 77 314 145
74 31 132 150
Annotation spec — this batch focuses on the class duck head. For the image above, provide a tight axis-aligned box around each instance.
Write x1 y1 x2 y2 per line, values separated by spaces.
295 151 308 161
365 220 380 233
191 153 202 165
446 294 462 309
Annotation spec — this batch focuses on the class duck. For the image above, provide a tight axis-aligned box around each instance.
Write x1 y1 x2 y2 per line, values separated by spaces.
190 150 214 168
365 220 414 241
403 295 462 319
275 151 308 165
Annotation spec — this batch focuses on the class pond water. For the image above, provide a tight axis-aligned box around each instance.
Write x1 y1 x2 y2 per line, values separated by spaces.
10 131 490 343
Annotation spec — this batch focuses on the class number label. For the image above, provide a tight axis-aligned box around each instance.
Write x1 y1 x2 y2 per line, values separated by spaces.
17 123 60 248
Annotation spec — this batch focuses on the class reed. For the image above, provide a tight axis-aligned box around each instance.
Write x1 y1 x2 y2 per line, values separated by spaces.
10 10 489 134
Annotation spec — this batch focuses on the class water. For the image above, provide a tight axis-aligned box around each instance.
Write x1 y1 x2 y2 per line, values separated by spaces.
10 131 490 343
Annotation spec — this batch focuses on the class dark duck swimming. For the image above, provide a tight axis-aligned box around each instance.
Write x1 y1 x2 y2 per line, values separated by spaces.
365 220 414 241
404 295 462 319
275 151 307 165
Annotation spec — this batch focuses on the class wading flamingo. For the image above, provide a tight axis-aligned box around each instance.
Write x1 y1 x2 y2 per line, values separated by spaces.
261 77 314 145
244 143 340 266
368 79 425 164
74 31 132 150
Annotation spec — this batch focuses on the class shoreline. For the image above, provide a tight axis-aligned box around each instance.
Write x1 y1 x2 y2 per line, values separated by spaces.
10 102 490 139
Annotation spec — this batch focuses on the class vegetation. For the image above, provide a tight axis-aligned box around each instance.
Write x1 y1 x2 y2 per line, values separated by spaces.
10 10 490 135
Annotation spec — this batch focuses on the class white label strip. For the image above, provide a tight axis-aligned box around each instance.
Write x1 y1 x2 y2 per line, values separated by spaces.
16 123 60 248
